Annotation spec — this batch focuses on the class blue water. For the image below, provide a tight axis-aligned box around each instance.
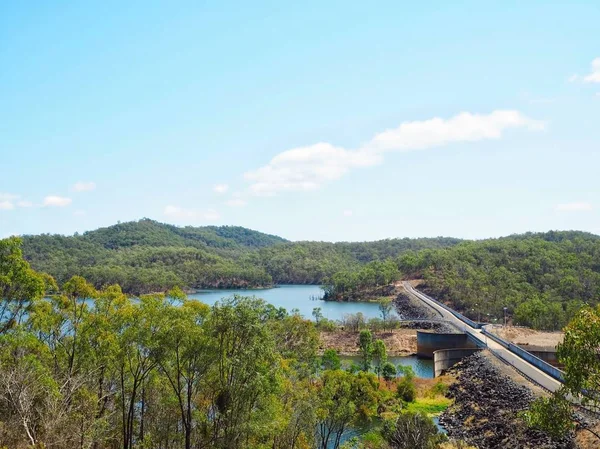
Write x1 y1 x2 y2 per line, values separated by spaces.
189 284 393 322
190 284 439 447
340 355 434 379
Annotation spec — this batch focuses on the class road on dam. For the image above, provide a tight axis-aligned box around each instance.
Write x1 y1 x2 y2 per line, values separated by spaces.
403 281 563 393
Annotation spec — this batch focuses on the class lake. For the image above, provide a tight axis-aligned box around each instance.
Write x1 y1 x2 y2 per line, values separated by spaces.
189 284 394 322
341 355 433 379
190 284 437 447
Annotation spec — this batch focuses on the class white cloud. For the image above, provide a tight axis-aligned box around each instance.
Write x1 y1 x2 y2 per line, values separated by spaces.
555 202 593 212
366 110 544 152
43 195 72 207
568 74 579 83
244 142 381 196
0 194 35 209
583 57 600 83
226 198 247 207
343 209 353 217
73 181 96 192
213 184 229 194
164 205 221 221
0 201 14 210
244 110 543 196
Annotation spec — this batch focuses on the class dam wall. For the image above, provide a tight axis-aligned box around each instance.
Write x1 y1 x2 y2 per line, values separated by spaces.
416 331 478 358
433 348 482 377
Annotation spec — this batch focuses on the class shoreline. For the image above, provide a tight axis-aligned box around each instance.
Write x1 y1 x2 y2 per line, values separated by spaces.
319 329 418 357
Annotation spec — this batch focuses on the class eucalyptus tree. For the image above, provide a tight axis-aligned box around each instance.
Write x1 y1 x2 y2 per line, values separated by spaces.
153 291 211 449
207 296 281 448
358 330 373 371
0 237 45 333
372 339 387 379
379 299 394 331
115 293 163 449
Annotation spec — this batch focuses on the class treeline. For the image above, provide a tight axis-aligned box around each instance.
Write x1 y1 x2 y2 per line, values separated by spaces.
21 219 459 294
322 260 399 301
398 231 600 330
1 237 465 449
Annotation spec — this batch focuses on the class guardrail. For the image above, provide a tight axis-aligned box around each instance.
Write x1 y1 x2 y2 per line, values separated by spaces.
481 326 565 382
409 287 483 329
408 284 566 384
480 327 509 348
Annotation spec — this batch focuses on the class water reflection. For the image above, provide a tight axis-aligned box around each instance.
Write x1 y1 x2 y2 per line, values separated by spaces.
189 284 392 321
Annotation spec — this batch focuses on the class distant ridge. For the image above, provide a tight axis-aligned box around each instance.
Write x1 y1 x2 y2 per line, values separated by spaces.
20 219 460 294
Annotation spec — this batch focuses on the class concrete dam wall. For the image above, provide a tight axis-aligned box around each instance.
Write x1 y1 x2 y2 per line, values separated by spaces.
416 331 478 358
433 348 482 377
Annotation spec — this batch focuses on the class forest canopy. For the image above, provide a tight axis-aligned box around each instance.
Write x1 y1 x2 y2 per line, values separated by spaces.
18 221 600 330
1 237 460 449
21 219 459 294
398 231 600 330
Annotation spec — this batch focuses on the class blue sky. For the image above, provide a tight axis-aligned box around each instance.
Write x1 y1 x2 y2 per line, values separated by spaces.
1 1 599 241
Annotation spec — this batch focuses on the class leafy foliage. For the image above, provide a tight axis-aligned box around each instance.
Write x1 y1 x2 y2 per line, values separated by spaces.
557 305 600 415
21 219 459 294
383 411 446 449
2 238 460 449
522 393 574 439
398 231 600 330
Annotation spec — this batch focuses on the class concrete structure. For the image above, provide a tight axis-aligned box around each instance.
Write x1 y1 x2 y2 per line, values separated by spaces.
404 282 564 392
522 348 560 367
416 331 478 358
433 348 482 377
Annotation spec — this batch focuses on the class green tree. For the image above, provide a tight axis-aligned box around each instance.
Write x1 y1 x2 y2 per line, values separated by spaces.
208 296 281 448
316 370 378 449
154 296 211 449
523 393 574 439
382 362 397 381
0 237 45 334
557 305 600 423
321 349 341 371
358 330 373 371
396 366 416 403
115 294 162 449
312 307 324 325
379 299 394 331
373 339 387 379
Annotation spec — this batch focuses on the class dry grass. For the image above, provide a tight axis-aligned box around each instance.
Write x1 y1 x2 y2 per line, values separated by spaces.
489 325 564 350
318 329 418 356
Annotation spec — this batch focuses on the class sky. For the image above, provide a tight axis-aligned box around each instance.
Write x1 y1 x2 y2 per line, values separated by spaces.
1 1 599 242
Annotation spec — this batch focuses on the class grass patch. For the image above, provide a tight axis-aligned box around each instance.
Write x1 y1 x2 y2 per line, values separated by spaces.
405 397 452 416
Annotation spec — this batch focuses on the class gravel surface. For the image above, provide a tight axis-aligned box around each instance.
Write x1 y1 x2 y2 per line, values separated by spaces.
440 352 575 449
393 290 458 333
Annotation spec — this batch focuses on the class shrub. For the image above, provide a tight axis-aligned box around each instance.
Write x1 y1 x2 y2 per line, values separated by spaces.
396 377 416 403
382 362 397 381
383 411 446 449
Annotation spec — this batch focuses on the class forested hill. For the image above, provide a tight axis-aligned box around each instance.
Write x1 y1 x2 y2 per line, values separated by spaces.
397 230 600 330
21 218 461 294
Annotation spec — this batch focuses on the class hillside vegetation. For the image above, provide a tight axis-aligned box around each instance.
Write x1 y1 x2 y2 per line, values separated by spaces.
398 231 600 330
22 221 600 330
0 238 469 449
21 219 459 294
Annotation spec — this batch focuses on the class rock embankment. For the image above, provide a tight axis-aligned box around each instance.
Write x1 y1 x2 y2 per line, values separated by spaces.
394 290 458 333
394 290 440 320
440 352 574 449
